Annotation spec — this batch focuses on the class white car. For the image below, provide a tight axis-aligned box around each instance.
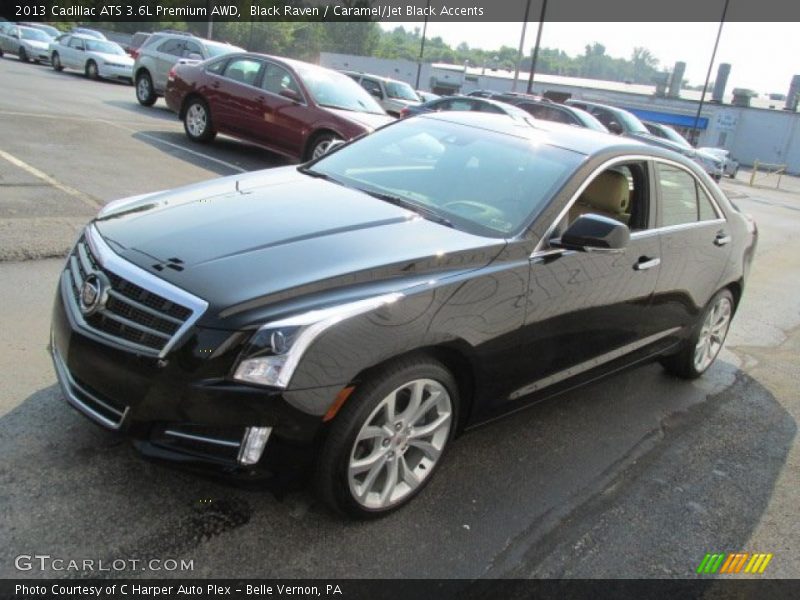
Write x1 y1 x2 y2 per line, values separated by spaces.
343 71 422 117
0 24 52 63
50 34 133 82
699 147 740 179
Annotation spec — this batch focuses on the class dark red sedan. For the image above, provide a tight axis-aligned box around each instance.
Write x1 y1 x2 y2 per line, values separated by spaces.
165 53 392 161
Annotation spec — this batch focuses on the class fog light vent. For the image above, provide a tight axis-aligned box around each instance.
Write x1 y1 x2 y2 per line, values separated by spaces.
238 427 272 465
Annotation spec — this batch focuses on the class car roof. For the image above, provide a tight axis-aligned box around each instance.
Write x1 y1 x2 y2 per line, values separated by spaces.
342 71 405 84
412 111 691 159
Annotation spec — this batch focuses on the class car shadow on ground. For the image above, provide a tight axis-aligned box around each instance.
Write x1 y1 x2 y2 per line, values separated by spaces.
0 359 793 579
103 100 177 122
130 130 287 177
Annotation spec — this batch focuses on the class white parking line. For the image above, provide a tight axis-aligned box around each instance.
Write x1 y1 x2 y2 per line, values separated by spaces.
0 109 248 174
0 148 103 209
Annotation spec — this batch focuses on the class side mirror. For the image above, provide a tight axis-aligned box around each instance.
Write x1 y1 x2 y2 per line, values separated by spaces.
551 214 629 253
607 121 623 135
369 88 383 99
279 88 302 103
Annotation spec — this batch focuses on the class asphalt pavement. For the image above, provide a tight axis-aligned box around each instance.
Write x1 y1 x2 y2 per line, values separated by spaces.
0 57 798 580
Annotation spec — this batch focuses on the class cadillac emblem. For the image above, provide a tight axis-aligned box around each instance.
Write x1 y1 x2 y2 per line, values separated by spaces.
79 273 107 316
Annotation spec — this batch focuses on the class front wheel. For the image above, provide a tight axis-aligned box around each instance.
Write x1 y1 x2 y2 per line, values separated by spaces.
135 71 157 106
315 357 458 518
85 60 98 80
307 133 342 161
183 98 215 143
52 52 63 71
660 289 735 379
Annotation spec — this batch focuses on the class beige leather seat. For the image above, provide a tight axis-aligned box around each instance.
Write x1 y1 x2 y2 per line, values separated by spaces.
568 170 630 224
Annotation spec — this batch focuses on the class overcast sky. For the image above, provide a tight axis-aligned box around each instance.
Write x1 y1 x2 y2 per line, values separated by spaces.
380 22 799 95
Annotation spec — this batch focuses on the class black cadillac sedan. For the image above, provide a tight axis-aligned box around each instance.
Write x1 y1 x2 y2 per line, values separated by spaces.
51 113 756 518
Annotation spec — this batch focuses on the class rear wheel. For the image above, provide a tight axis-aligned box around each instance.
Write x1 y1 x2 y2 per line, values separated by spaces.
52 52 63 71
315 356 458 518
18 47 28 63
85 60 98 80
307 133 342 161
183 98 215 143
135 71 157 106
660 289 734 379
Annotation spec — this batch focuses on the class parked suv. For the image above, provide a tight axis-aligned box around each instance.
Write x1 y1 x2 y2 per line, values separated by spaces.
343 71 421 117
134 32 243 106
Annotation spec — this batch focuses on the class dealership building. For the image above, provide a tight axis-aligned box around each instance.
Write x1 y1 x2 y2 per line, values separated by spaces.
321 52 800 174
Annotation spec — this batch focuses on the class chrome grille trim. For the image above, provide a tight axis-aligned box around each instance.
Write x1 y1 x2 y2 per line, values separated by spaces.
51 343 129 430
64 225 208 358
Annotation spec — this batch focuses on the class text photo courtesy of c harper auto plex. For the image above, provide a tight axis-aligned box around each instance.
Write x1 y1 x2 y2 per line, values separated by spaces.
1 0 799 598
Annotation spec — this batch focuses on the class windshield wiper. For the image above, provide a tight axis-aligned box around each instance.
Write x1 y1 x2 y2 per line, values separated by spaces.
360 189 454 229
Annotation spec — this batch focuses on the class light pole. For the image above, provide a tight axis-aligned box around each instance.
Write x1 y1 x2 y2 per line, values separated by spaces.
692 0 730 144
415 0 431 89
527 0 548 94
512 0 532 92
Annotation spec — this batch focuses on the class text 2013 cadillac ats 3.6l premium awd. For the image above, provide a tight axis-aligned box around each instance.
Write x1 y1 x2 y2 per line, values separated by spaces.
51 113 756 517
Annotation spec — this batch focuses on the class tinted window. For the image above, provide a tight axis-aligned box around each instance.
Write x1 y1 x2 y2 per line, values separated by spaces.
68 38 85 50
657 164 719 226
360 78 382 97
223 58 262 86
157 39 184 56
183 40 202 58
308 118 582 237
261 63 301 96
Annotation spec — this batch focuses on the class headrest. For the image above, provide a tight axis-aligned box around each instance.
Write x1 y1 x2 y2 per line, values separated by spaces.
580 170 629 214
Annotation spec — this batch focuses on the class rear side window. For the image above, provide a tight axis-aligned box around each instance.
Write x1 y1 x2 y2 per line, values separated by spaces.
157 39 184 56
657 163 719 226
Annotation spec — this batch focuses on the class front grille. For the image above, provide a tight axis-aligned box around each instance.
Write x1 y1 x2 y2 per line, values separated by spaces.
64 232 197 355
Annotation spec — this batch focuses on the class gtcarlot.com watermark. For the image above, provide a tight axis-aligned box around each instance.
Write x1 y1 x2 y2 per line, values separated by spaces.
15 554 194 573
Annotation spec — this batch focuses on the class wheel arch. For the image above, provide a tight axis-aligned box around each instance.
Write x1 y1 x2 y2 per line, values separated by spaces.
179 92 206 120
303 128 344 162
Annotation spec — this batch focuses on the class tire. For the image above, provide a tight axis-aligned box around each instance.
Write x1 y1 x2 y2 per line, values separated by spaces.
307 133 342 161
52 52 63 71
660 289 735 379
0 47 4 58
135 71 157 106
183 97 215 143
315 356 459 518
729 167 738 179
85 60 98 80
18 47 28 63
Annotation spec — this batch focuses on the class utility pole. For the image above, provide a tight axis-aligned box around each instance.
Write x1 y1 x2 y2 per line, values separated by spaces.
527 0 548 94
512 0 532 92
692 0 730 144
415 0 431 89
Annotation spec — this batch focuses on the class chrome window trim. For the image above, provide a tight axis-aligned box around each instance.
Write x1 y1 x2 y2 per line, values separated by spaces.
84 225 208 358
163 430 241 448
531 154 728 259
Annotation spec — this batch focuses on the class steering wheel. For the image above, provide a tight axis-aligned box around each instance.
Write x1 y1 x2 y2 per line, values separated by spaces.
442 200 504 221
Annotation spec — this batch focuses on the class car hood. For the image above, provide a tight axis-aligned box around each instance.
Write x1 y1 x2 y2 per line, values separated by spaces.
89 51 133 65
325 108 394 131
94 167 506 328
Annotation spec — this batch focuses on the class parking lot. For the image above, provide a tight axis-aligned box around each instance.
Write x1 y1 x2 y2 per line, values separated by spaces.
1 56 799 579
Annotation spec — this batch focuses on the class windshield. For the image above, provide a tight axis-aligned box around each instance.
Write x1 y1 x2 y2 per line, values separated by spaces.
205 42 240 58
616 109 649 134
294 64 385 115
386 80 419 101
658 125 692 148
306 118 582 237
20 28 50 42
86 40 124 55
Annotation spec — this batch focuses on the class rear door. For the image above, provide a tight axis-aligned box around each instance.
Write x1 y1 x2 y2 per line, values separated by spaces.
211 56 266 141
650 160 733 347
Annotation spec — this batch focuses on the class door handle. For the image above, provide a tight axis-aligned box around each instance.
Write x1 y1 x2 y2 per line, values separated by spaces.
714 233 732 246
634 257 660 271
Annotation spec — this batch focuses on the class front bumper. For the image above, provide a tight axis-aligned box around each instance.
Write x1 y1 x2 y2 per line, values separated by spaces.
99 64 134 81
50 249 329 481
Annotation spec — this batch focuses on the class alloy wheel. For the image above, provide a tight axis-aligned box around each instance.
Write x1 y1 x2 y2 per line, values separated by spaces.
312 138 337 160
348 378 452 510
137 76 151 102
186 104 207 138
693 295 733 372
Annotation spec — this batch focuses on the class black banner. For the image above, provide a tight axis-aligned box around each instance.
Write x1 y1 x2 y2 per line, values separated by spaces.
3 579 800 600
3 0 800 23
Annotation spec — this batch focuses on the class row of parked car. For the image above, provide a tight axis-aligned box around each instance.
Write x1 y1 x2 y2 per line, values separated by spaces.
1 21 740 177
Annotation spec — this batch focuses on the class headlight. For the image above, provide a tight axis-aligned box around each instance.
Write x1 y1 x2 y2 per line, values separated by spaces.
232 293 403 388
